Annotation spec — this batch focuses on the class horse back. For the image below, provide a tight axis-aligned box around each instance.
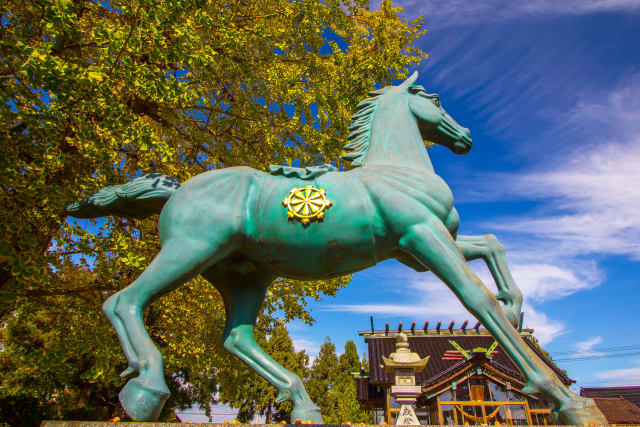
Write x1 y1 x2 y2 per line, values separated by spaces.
158 167 259 242
248 171 387 278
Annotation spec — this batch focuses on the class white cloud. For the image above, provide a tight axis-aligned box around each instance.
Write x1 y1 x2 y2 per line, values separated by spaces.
488 142 640 259
575 336 604 357
323 273 470 320
470 77 640 260
519 305 565 346
291 337 320 358
594 360 640 386
509 263 601 301
394 0 640 27
564 76 640 136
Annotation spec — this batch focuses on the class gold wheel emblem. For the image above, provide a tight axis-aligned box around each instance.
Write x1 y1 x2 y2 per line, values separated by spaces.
282 185 332 226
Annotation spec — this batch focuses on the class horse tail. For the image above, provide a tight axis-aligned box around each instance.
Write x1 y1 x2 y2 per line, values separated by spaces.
65 173 180 219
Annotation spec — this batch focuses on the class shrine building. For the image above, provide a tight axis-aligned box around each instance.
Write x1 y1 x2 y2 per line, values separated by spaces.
580 386 640 425
355 320 569 426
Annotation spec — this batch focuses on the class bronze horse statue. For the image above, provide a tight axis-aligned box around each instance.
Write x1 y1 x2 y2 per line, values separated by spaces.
67 72 606 424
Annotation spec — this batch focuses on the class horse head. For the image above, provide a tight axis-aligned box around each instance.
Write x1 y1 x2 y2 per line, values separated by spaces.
402 71 472 155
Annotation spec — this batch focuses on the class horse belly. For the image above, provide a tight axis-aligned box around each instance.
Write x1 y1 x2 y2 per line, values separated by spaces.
250 175 381 278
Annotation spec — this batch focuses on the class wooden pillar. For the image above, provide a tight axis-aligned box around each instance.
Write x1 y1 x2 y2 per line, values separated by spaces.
524 400 533 425
386 387 391 425
452 404 459 425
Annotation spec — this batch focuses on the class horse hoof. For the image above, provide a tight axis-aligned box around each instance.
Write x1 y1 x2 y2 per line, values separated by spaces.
119 377 170 421
291 403 323 424
557 397 608 426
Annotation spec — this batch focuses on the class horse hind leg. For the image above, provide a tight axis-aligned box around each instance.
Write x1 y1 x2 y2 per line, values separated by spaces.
399 221 607 426
108 236 236 421
205 270 322 423
455 234 523 327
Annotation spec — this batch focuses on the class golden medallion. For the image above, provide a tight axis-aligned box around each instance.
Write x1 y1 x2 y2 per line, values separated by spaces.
282 184 332 226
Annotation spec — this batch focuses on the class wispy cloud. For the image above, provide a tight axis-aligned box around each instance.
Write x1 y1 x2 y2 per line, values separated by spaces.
594 359 640 386
395 0 640 28
478 79 640 259
575 336 604 357
508 263 601 301
323 273 469 319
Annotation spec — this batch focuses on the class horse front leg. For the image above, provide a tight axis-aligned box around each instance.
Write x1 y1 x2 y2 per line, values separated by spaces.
456 234 523 327
399 220 607 426
396 233 523 327
208 270 322 424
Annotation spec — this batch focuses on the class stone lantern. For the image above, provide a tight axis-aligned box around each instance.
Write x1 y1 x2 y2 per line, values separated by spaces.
381 333 430 425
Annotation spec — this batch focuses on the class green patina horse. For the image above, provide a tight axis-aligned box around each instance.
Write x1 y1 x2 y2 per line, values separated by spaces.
67 72 605 425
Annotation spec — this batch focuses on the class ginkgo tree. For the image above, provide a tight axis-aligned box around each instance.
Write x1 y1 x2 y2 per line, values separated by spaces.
0 0 426 422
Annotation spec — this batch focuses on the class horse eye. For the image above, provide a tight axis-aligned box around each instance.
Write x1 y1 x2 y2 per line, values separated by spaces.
432 97 441 107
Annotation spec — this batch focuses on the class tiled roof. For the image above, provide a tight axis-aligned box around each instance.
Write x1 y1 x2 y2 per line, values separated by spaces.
581 386 640 408
364 330 573 388
590 397 640 424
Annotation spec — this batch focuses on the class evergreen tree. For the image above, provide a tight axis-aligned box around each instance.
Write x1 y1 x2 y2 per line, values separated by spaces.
305 338 372 424
338 340 362 375
305 336 339 420
333 340 372 424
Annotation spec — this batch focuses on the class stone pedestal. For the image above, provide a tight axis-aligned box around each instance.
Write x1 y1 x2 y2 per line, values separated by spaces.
392 385 422 425
381 333 430 425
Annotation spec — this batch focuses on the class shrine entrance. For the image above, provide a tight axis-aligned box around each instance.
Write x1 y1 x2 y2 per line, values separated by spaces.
355 321 568 425
427 373 554 426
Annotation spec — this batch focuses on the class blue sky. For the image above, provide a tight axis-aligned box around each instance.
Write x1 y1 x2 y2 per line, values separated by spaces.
287 0 640 392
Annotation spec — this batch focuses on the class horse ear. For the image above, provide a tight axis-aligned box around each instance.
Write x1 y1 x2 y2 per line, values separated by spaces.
400 71 419 89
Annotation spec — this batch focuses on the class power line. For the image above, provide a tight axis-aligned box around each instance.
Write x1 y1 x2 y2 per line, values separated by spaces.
550 344 640 356
555 351 640 362
578 385 640 390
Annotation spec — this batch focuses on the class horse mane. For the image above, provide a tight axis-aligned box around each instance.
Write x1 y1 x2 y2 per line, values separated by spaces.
341 87 390 168
342 85 426 168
